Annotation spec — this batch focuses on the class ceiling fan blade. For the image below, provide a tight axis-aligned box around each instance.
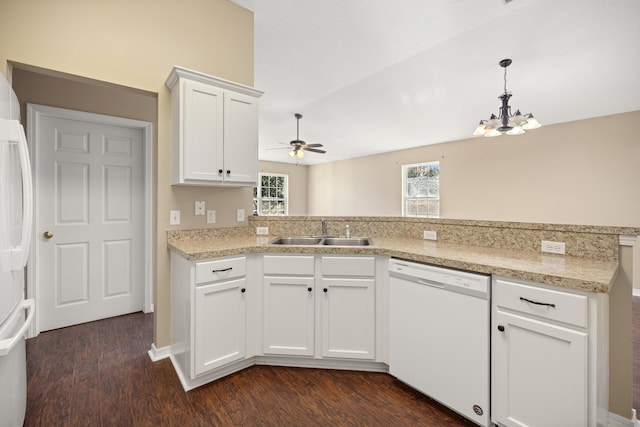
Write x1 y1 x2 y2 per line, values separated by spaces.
305 143 323 148
303 147 326 154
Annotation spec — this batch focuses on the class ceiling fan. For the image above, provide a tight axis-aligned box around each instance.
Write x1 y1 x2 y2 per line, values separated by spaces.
274 113 326 159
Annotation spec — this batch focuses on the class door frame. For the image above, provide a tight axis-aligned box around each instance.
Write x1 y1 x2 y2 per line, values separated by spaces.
25 104 154 337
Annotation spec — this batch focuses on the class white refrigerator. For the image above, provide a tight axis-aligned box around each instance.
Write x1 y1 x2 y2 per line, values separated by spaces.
0 75 34 427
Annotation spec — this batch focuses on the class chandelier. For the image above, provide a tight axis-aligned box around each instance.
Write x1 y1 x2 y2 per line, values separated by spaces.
473 58 541 137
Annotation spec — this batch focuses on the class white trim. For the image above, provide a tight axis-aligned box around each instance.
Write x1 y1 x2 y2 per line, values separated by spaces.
633 289 640 298
25 104 154 337
608 410 635 427
147 343 171 362
165 65 263 98
169 353 388 391
619 235 637 246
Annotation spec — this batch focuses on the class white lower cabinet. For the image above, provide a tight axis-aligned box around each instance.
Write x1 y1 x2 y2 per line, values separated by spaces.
263 275 315 356
321 256 375 359
170 254 253 390
491 276 608 427
194 277 246 375
262 254 376 361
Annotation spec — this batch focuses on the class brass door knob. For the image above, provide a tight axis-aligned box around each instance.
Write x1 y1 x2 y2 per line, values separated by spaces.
43 231 54 239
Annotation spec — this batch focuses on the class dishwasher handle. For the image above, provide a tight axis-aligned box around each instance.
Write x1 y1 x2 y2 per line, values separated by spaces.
417 278 445 289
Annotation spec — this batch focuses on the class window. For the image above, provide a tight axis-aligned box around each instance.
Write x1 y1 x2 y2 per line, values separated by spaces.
402 161 440 217
253 173 288 216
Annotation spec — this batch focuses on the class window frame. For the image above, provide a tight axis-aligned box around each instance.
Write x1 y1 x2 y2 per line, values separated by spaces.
253 172 289 216
401 161 440 218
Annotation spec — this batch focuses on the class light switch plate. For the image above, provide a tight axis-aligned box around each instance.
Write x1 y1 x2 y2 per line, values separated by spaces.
256 226 269 235
169 210 180 225
236 208 245 222
207 210 216 224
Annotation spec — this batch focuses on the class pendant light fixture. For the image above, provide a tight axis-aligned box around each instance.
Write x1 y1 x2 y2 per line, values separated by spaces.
473 59 541 137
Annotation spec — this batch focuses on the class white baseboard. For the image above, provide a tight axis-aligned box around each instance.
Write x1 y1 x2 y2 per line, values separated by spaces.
609 410 636 427
147 343 171 362
633 289 640 298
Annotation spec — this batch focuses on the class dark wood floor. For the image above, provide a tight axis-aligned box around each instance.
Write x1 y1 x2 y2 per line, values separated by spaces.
25 312 477 426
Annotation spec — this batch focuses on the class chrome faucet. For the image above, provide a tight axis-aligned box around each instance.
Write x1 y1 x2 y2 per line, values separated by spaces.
321 217 328 237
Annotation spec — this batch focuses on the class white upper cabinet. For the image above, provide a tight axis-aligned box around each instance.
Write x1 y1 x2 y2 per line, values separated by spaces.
166 66 263 186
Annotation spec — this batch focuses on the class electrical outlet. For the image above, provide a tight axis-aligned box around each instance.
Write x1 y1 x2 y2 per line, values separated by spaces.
195 200 205 216
169 210 180 225
423 230 437 240
236 208 245 222
207 210 216 224
541 240 566 255
256 226 269 235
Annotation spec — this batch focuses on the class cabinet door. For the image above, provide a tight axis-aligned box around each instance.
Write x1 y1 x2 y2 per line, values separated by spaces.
492 309 587 427
182 79 225 183
263 276 315 356
321 278 375 359
223 91 258 184
193 278 246 377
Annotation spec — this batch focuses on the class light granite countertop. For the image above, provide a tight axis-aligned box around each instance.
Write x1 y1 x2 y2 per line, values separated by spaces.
168 235 619 293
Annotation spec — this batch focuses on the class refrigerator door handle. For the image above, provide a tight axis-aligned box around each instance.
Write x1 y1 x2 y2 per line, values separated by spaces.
14 123 33 270
0 299 34 357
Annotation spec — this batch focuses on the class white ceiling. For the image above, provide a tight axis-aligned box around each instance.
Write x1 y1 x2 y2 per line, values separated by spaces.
235 0 640 165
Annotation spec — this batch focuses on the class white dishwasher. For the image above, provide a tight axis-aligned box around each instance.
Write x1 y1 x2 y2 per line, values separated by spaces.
388 258 491 427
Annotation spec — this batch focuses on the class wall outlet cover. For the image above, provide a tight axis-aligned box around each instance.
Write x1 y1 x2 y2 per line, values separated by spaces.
236 208 245 222
195 200 205 216
256 226 269 235
541 240 566 255
423 230 437 240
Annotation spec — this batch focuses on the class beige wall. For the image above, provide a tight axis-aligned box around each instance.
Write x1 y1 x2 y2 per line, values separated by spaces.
0 0 255 348
309 111 640 227
258 160 309 216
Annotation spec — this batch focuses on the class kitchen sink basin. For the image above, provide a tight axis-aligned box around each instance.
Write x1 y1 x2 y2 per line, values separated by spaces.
267 236 372 247
268 237 323 245
321 237 372 246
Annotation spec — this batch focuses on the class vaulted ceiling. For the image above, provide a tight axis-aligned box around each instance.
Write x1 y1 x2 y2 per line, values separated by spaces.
233 0 640 164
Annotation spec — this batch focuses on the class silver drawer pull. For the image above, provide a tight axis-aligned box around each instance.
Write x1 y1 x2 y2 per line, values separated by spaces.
520 297 555 308
212 267 232 273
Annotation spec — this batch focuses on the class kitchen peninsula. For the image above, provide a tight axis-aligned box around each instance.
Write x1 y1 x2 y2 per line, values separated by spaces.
167 216 638 426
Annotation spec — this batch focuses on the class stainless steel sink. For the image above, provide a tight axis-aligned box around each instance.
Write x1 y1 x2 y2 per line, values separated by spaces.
322 237 372 246
268 237 323 245
267 236 372 247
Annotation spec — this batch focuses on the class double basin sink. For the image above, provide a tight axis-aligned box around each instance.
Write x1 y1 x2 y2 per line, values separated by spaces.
268 236 373 247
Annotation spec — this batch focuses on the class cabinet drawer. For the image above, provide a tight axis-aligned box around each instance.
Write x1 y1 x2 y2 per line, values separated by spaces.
321 256 375 277
264 255 314 275
493 278 587 328
195 257 246 284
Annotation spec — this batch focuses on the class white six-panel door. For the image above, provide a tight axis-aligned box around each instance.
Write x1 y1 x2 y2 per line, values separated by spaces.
35 112 144 331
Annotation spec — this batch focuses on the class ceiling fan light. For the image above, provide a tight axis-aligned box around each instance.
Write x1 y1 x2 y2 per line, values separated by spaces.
289 150 295 157
522 114 541 130
297 150 304 158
